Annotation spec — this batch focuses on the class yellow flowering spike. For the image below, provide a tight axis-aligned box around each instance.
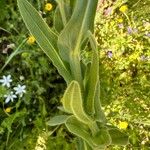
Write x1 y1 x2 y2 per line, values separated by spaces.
45 3 53 11
117 18 123 23
119 5 128 13
5 107 11 113
27 36 36 44
118 121 128 129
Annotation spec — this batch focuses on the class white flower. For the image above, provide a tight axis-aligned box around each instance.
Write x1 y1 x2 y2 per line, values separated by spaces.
14 84 26 97
4 92 17 103
0 75 12 87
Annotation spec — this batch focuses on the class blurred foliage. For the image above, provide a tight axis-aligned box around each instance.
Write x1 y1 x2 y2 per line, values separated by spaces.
128 0 150 19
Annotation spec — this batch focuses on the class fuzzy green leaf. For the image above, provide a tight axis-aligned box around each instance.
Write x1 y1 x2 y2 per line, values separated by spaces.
56 0 72 26
70 81 92 124
94 81 106 122
57 0 98 62
57 0 98 85
108 128 129 146
61 81 75 113
54 0 76 33
17 0 72 84
92 128 111 146
47 115 69 126
65 116 94 148
76 138 93 150
62 81 92 124
53 7 64 33
84 32 99 116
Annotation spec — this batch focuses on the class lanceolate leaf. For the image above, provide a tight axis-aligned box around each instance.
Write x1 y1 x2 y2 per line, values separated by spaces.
47 115 69 126
65 116 95 149
17 0 72 84
56 0 72 26
94 81 106 123
76 138 93 150
62 81 92 124
57 0 98 85
54 0 76 33
57 0 98 62
84 32 99 116
54 7 64 33
108 127 129 146
92 128 111 146
70 81 92 124
61 81 75 113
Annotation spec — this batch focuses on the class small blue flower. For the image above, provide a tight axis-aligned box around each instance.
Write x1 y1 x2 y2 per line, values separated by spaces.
4 92 17 104
14 84 26 97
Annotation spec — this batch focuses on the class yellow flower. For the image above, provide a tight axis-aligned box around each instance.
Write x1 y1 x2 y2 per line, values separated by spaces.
27 36 36 44
5 107 11 113
117 18 123 23
45 3 53 11
119 5 128 13
118 121 128 129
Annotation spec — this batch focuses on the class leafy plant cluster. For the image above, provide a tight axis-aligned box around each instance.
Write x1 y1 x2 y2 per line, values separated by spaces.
17 0 130 149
